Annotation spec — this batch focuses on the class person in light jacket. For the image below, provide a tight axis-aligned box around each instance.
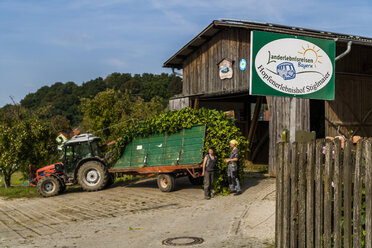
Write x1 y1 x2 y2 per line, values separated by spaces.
202 147 217 200
225 140 242 195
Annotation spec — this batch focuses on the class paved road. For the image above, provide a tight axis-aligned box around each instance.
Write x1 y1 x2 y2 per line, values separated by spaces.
0 174 275 248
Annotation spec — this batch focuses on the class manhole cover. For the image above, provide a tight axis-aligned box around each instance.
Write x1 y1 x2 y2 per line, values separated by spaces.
162 237 204 246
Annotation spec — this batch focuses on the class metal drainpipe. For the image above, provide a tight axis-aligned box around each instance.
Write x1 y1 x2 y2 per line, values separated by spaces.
335 40 352 61
172 68 183 77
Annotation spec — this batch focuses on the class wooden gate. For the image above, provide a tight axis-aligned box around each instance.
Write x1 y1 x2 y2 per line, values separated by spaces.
276 139 372 248
325 74 372 138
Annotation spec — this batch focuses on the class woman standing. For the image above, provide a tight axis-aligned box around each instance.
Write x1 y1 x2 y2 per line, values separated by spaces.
225 140 242 195
202 147 217 200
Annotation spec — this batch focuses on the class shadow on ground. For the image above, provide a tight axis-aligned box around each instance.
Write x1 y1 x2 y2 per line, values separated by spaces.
61 172 268 195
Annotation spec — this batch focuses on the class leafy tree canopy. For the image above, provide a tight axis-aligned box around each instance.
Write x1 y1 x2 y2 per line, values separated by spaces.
0 105 57 187
80 89 164 141
20 73 182 126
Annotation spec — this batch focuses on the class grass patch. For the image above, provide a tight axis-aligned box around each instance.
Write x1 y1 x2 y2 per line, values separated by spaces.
114 175 142 185
0 172 39 200
0 186 39 199
0 171 27 187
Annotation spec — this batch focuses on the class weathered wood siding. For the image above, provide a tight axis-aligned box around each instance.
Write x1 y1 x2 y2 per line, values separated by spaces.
182 28 251 96
268 97 310 175
335 43 372 74
325 74 372 137
169 97 190 110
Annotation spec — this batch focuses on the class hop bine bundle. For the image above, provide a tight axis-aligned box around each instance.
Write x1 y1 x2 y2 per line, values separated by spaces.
111 107 248 194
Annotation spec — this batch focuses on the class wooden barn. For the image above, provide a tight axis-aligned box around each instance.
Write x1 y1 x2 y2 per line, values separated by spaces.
163 19 372 175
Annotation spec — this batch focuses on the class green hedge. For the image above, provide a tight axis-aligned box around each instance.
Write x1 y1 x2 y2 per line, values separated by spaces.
112 107 248 194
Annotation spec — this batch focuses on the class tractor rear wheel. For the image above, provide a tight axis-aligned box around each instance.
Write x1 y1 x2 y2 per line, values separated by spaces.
77 161 109 192
37 176 61 197
157 174 175 192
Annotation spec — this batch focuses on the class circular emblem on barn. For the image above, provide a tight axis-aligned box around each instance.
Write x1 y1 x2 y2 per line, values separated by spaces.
239 58 247 71
254 38 333 95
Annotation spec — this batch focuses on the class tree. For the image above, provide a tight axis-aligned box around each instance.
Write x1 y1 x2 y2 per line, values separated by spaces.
50 115 71 133
0 116 56 187
19 73 182 126
80 89 164 142
167 74 182 97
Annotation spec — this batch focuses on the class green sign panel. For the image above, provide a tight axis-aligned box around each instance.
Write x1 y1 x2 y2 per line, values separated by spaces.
250 31 335 100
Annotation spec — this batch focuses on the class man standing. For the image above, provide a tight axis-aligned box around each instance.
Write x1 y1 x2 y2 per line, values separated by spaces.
225 140 242 195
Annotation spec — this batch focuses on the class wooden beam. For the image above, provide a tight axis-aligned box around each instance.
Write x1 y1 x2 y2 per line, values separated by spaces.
247 96 263 157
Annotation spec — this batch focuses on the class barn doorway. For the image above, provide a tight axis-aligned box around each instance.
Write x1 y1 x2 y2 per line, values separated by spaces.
193 93 270 164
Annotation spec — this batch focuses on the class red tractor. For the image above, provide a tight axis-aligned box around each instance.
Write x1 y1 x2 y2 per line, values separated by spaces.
32 133 113 197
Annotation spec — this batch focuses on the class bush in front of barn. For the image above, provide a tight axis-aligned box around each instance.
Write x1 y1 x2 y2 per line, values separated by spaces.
112 107 248 194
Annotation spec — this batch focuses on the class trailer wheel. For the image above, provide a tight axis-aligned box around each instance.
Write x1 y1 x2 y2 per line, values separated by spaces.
37 176 61 197
157 174 175 192
188 175 203 185
78 161 109 192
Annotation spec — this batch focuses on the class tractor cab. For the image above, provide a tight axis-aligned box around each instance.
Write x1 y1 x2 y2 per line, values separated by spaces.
62 133 103 179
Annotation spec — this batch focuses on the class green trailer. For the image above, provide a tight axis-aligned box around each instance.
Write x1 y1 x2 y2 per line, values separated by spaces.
109 125 206 192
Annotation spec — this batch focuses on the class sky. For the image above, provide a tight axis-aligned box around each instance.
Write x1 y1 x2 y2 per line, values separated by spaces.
1 0 372 107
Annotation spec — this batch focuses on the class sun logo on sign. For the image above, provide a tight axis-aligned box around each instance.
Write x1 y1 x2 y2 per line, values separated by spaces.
298 44 323 68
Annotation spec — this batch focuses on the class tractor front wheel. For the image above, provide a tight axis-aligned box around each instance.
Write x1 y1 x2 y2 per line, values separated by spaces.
77 161 109 192
157 174 175 192
37 176 61 197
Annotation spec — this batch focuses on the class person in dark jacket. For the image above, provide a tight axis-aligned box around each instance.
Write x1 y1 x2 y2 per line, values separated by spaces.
202 147 217 200
225 140 242 195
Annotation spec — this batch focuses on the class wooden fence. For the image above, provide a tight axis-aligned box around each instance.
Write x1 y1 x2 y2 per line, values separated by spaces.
275 139 372 248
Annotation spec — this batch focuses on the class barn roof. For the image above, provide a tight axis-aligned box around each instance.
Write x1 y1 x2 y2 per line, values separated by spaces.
163 19 372 69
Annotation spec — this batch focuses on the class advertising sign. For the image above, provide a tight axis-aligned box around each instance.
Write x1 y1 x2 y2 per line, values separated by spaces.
218 58 233 80
250 31 335 100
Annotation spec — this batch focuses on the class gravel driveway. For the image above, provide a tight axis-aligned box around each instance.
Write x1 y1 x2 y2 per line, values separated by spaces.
0 174 275 248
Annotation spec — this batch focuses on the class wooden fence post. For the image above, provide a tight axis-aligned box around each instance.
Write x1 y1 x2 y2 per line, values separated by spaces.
324 140 333 247
365 139 372 248
283 143 291 247
298 143 306 248
353 140 363 248
306 141 315 248
343 140 353 248
276 143 284 248
276 138 372 248
315 140 323 248
290 142 298 248
333 139 342 248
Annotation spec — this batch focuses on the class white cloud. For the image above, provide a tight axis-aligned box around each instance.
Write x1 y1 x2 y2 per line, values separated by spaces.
149 0 205 31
